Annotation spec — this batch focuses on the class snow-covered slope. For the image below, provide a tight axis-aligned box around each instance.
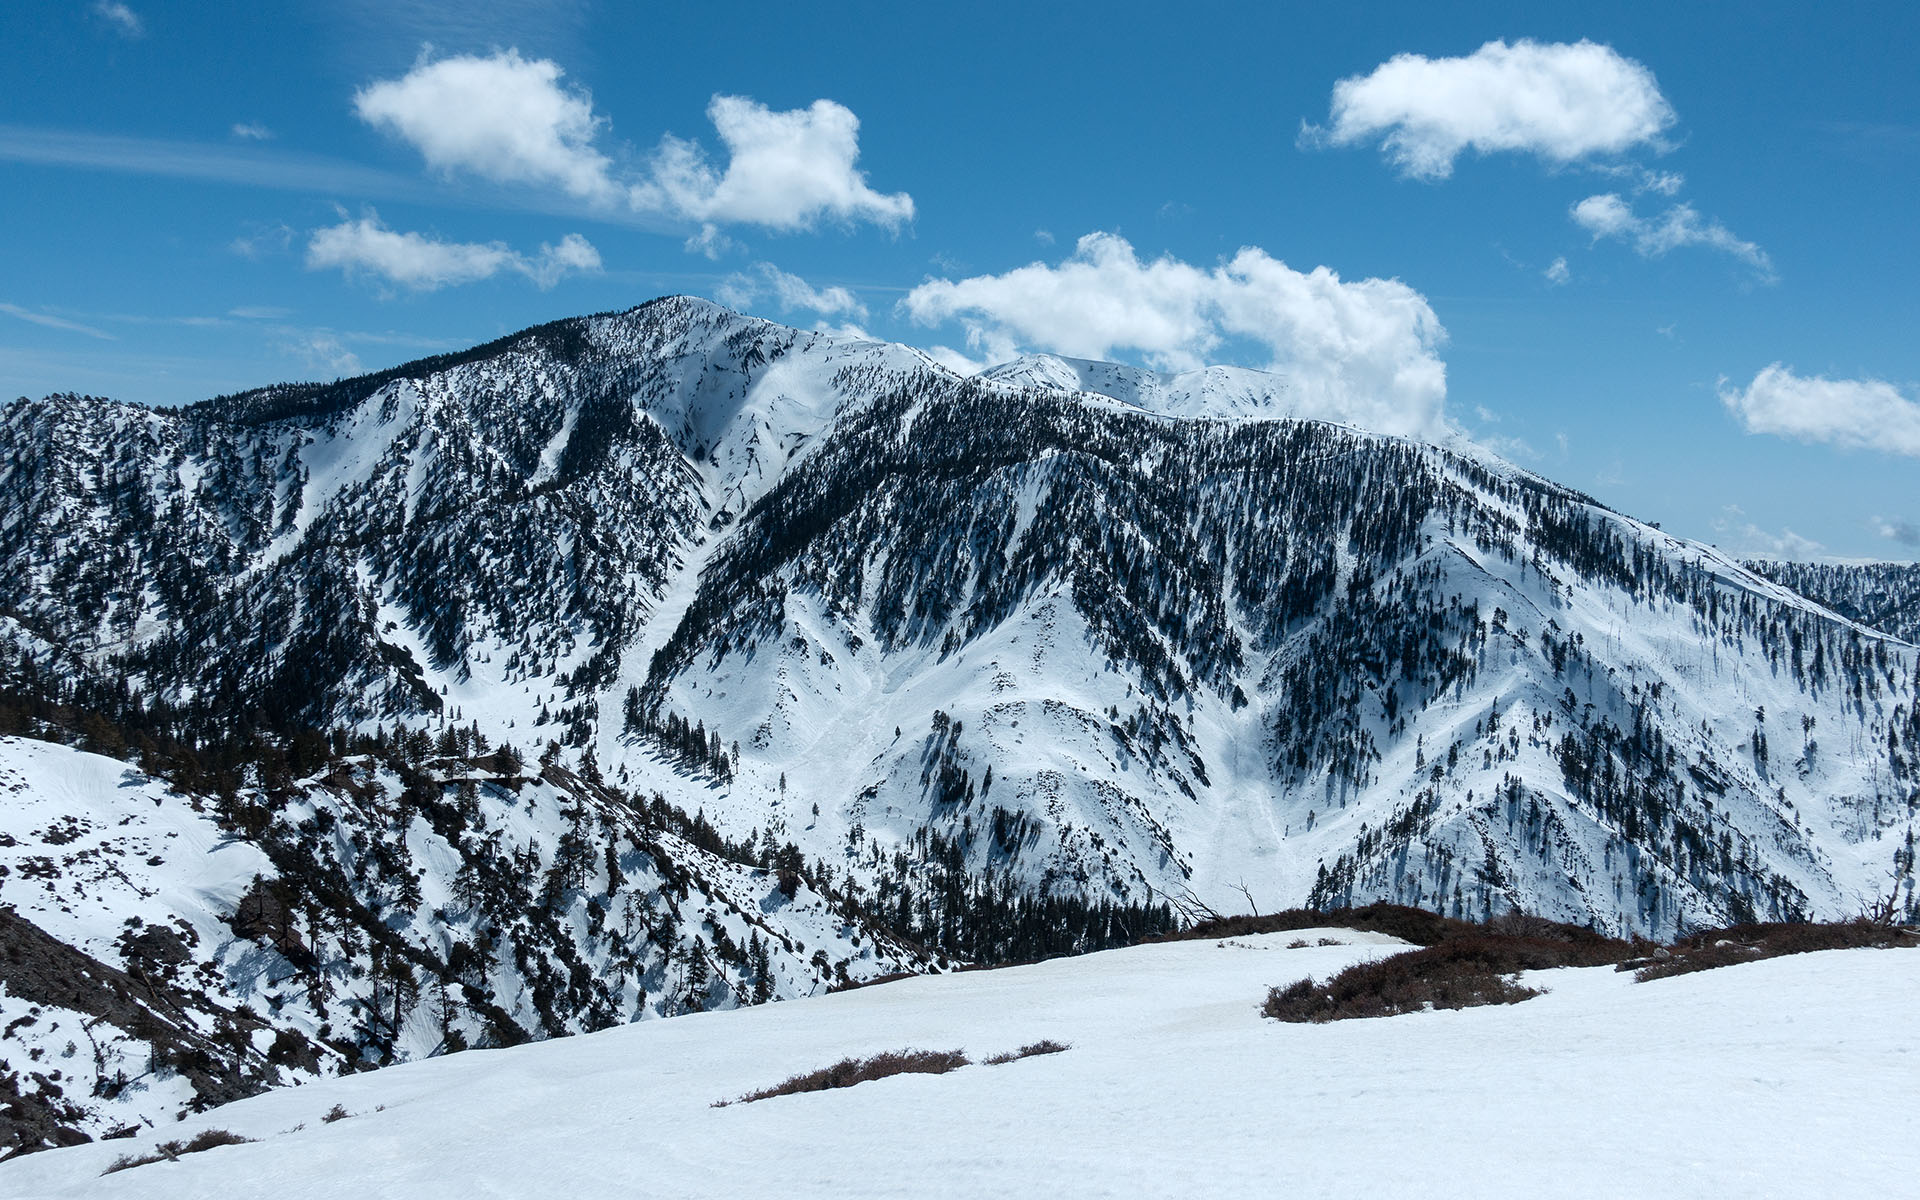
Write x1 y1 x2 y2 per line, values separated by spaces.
0 734 932 1150
979 352 1296 420
3 294 1917 968
5 932 1916 1198
1747 559 1920 646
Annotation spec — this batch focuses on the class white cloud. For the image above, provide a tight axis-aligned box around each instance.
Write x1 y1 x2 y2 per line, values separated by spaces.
716 263 866 319
684 223 741 260
924 344 987 376
230 122 274 141
0 303 115 340
1639 169 1685 196
229 223 295 260
1572 193 1774 278
812 321 875 342
1308 39 1673 179
93 2 143 37
902 232 1449 438
1482 434 1540 462
1719 364 1920 457
353 51 911 233
305 212 601 292
355 49 619 203
1544 256 1570 285
286 331 364 377
1713 505 1823 560
1873 518 1920 548
635 96 913 231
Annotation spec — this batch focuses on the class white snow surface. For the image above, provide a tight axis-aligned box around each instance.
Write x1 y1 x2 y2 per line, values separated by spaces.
7 933 1917 1198
980 353 1296 421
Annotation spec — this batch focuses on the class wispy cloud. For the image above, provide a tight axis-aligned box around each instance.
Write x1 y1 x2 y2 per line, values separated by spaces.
284 330 362 377
230 122 274 141
92 1 143 38
0 124 664 226
716 263 866 319
328 0 591 61
0 303 115 340
1714 504 1823 560
305 210 602 292
1874 517 1920 548
1572 193 1774 280
0 125 429 200
229 223 296 260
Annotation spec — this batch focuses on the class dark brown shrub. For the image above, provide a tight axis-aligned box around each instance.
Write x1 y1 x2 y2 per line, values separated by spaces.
1629 919 1916 982
983 1040 1069 1065
321 1104 351 1123
719 1048 970 1106
825 970 919 994
1263 929 1638 1023
1149 903 1471 947
102 1129 253 1175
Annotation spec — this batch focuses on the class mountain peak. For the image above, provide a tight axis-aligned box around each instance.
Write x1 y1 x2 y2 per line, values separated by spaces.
978 353 1294 421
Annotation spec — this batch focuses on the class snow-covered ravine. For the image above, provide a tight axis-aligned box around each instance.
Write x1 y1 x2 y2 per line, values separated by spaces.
7 931 1916 1198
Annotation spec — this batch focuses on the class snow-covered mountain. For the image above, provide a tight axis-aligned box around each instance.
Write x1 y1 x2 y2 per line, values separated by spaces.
3 294 1917 989
1747 559 1920 646
0 730 932 1152
5 930 1916 1198
978 353 1295 420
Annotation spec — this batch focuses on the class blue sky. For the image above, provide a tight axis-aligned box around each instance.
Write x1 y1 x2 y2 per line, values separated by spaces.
3 1 1916 559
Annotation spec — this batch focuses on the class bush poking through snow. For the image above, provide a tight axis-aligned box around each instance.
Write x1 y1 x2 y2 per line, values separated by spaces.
101 1129 253 1175
1155 903 1511 948
1261 913 1920 1022
322 1104 351 1124
983 1040 1069 1065
1264 920 1638 1023
1626 920 1917 982
718 1049 970 1106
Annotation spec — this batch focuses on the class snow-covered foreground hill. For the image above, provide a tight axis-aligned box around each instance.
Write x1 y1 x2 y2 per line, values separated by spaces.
0 734 933 1149
6 931 1916 1198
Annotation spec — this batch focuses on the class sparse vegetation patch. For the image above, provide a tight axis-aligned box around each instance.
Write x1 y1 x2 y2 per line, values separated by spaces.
1262 912 1639 1022
718 1048 970 1106
102 1129 252 1175
1154 903 1505 949
1625 920 1916 982
983 1040 1070 1065
1263 911 1920 1023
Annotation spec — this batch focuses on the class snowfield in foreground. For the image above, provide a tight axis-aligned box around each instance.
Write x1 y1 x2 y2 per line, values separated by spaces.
6 931 1916 1198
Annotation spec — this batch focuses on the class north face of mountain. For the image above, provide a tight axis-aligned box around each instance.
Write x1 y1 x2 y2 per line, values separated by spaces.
2 296 1916 972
